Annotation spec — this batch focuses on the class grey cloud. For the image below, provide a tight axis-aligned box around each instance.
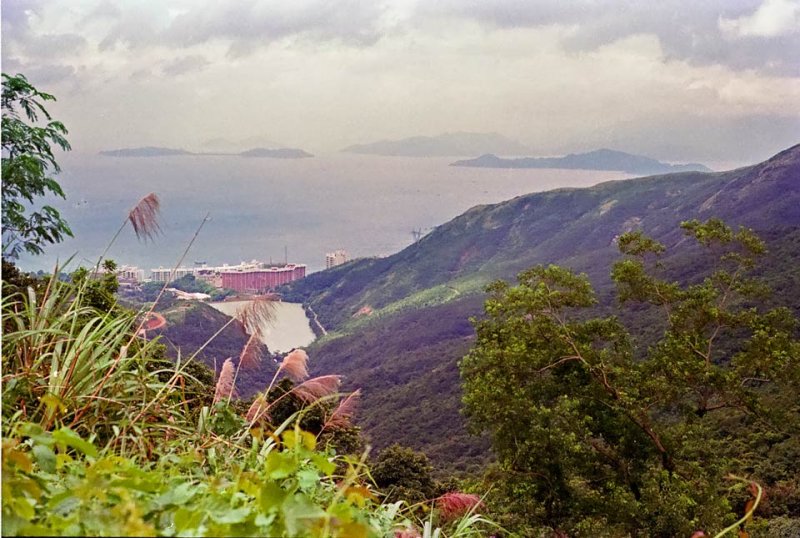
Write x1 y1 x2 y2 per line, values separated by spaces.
98 5 161 51
1 0 47 53
93 0 389 55
18 33 88 59
129 67 153 81
161 55 210 76
164 0 388 54
83 0 122 22
3 58 77 86
0 0 46 29
425 0 799 75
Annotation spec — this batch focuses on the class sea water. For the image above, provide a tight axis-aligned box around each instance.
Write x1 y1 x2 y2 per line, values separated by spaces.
19 152 630 273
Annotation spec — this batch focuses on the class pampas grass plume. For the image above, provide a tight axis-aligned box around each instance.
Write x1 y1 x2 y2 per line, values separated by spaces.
435 492 482 520
236 295 275 336
280 349 309 382
128 192 161 242
235 297 276 369
246 394 269 423
238 335 262 370
293 375 342 403
213 358 236 404
328 389 361 428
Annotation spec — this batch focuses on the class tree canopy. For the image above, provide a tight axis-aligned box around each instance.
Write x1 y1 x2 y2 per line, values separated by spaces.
461 219 800 536
2 73 72 259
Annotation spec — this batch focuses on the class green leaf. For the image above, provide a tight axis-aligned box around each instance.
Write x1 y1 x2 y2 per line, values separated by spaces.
296 468 320 492
282 494 325 536
19 423 53 446
173 507 204 533
10 497 36 521
47 492 80 516
310 454 336 477
52 428 97 458
210 505 251 525
152 481 198 509
260 482 287 512
265 451 296 479
31 444 56 473
254 513 275 528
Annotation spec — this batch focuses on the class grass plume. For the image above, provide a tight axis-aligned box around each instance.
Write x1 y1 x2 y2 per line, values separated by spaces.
128 192 161 242
280 349 309 383
235 296 275 369
236 295 275 336
93 192 162 277
292 375 342 403
213 358 236 404
326 388 361 429
435 493 483 520
245 394 269 423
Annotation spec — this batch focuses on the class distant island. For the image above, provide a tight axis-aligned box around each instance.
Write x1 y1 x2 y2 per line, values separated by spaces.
239 147 313 159
99 146 192 157
100 146 314 159
451 149 712 175
342 132 531 157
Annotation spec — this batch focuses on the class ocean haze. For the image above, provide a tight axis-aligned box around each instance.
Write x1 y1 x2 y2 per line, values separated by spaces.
18 153 631 274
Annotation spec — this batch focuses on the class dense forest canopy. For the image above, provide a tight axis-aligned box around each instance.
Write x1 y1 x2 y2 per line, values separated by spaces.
462 221 800 535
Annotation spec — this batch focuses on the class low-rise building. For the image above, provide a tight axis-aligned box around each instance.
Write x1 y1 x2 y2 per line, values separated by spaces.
220 263 306 294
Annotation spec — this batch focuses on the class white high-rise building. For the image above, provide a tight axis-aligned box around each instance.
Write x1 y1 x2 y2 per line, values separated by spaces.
116 265 145 282
325 249 349 269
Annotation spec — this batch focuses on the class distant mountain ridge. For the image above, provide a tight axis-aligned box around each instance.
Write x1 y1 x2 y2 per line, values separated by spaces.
99 146 192 157
240 147 313 159
100 146 313 159
342 132 531 157
282 144 800 467
200 135 283 152
452 148 712 175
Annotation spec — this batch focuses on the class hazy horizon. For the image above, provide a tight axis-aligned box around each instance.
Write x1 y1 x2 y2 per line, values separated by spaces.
3 0 799 164
14 153 632 274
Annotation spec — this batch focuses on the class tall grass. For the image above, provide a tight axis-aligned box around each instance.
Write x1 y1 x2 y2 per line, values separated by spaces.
1 193 495 537
3 270 157 432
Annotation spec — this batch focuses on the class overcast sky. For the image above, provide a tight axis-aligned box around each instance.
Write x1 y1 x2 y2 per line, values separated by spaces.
2 0 799 163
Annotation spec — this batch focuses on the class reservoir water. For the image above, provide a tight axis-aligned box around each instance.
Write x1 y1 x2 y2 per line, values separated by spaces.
208 300 316 353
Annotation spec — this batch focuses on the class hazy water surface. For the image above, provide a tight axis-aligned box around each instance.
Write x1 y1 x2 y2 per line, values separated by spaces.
22 153 631 272
208 300 315 353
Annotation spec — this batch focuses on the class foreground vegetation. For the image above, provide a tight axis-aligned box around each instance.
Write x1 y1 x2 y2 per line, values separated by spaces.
2 268 494 536
1 72 492 537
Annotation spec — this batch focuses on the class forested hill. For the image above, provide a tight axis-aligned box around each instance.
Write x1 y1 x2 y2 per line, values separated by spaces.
282 144 800 467
286 144 800 328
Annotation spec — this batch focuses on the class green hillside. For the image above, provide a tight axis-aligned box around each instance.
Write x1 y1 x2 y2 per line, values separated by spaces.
286 145 799 330
283 144 800 467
